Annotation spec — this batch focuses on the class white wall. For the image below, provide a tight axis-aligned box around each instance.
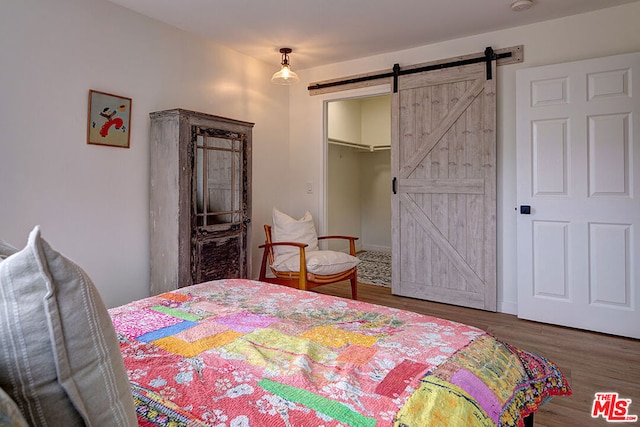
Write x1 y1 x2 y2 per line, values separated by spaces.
361 95 391 148
327 99 362 144
288 3 640 313
359 96 391 251
0 0 290 307
327 145 361 251
360 151 391 252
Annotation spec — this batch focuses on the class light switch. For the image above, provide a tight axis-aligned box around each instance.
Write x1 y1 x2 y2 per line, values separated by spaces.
306 182 313 194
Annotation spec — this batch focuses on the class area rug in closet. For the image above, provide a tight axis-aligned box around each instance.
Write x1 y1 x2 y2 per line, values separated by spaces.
356 250 391 287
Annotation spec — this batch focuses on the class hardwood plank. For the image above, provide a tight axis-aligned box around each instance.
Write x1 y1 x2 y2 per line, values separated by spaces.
398 78 484 179
400 177 485 194
314 282 640 427
480 62 497 310
400 193 486 302
448 79 468 291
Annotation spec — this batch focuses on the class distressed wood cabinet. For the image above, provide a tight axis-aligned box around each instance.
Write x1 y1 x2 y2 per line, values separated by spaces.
149 109 253 295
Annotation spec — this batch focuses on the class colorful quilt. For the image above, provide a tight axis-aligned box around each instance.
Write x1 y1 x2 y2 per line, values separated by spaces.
109 279 571 427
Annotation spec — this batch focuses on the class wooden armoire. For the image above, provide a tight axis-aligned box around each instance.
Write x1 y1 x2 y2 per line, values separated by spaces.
149 109 253 295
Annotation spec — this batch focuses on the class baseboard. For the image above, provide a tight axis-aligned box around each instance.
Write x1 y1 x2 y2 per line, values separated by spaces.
498 300 517 315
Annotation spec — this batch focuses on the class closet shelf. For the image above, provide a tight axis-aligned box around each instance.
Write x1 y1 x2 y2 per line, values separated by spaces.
328 138 390 152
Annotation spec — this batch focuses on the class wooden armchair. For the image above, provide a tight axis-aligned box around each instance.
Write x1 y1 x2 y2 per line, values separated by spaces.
258 224 359 299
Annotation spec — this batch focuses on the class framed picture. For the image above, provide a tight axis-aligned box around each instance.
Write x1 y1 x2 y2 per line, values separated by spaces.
87 89 132 148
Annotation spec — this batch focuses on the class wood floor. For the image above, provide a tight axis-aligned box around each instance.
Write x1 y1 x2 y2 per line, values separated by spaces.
313 282 640 427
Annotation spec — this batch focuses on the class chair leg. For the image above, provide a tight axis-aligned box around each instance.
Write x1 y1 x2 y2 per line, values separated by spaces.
350 276 358 300
258 245 269 282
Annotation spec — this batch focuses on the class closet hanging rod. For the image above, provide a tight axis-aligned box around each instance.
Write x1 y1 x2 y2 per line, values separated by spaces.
308 46 515 93
328 138 390 152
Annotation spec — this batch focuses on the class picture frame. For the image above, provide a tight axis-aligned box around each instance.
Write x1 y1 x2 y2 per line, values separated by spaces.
87 89 132 148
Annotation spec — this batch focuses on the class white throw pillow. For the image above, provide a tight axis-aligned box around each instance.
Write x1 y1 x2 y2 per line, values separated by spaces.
0 226 138 427
272 208 319 258
272 250 360 276
0 240 17 260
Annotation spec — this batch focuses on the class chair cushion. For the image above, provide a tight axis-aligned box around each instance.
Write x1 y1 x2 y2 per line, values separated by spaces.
0 226 138 426
0 387 29 427
272 208 319 258
272 250 360 276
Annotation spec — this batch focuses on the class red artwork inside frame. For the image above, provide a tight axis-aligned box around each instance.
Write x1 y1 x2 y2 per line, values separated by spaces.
87 90 132 148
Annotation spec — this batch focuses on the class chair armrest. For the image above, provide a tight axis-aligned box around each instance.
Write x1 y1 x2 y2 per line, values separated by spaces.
317 235 359 241
258 242 309 271
259 242 309 249
258 242 308 288
317 235 359 256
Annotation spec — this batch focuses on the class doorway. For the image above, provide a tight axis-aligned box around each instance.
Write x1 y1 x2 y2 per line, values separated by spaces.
325 95 392 262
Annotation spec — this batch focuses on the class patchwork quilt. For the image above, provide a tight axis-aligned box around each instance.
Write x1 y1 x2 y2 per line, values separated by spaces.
109 279 570 427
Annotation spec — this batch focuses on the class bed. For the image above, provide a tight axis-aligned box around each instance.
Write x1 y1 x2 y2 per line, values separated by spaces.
109 278 571 427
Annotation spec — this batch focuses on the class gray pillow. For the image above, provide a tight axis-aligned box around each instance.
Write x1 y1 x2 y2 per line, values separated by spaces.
0 226 137 426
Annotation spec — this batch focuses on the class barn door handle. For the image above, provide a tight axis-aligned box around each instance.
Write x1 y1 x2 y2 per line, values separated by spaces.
392 177 397 194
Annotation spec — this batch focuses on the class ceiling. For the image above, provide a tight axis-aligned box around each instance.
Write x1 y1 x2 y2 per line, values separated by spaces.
108 0 639 70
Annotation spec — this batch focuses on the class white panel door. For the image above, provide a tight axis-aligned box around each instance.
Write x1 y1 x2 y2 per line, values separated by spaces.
516 52 640 339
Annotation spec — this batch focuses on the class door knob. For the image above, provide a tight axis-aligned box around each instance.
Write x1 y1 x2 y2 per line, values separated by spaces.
520 205 531 215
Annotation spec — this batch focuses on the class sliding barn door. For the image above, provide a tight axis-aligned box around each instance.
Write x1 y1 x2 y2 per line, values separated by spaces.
391 61 497 311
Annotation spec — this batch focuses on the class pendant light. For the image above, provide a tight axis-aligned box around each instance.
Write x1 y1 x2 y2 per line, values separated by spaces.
271 48 300 85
